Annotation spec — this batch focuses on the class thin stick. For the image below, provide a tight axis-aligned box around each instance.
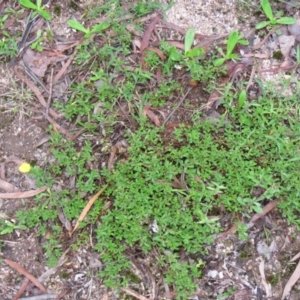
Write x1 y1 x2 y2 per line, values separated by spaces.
246 64 256 92
163 87 193 125
46 68 54 117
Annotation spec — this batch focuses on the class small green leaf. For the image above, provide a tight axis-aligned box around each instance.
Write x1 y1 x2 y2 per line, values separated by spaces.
261 0 274 21
255 20 270 29
38 9 51 20
90 22 110 34
169 47 181 62
296 44 300 63
276 17 296 25
228 53 240 60
68 20 89 33
185 47 204 58
226 31 239 56
0 228 13 235
237 39 249 46
36 0 42 9
16 225 27 230
252 204 263 213
214 58 226 66
20 0 37 10
238 90 247 109
84 32 92 38
184 28 195 54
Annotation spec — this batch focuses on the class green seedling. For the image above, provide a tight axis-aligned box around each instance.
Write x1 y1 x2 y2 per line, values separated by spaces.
214 30 249 66
30 29 43 51
68 20 110 38
238 90 247 109
0 220 27 235
184 28 204 58
256 0 296 29
19 0 51 20
168 28 204 63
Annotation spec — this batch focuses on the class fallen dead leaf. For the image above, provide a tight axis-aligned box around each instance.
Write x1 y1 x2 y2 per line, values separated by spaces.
140 15 161 52
282 259 300 300
258 257 271 297
0 186 47 199
71 185 108 235
143 105 161 126
4 258 46 293
23 49 66 77
13 277 30 300
0 178 17 192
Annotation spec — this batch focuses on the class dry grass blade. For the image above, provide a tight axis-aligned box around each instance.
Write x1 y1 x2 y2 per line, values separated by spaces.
281 259 300 299
0 186 47 199
107 145 118 172
71 185 108 235
4 258 47 293
13 68 59 119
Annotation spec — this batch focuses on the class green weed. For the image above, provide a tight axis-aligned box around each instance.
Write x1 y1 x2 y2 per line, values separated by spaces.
5 0 300 298
19 0 51 20
256 0 296 29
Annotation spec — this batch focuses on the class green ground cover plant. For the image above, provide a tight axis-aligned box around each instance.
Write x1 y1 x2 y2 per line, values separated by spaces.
2 0 300 298
92 84 300 297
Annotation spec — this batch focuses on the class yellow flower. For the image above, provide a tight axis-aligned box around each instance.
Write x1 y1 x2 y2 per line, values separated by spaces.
19 162 31 173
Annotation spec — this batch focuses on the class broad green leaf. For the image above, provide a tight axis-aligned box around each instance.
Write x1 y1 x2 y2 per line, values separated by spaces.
255 20 270 29
276 17 296 25
184 28 195 54
214 57 226 66
226 31 239 56
39 9 51 20
185 47 204 58
20 0 37 10
261 0 273 21
68 20 89 33
90 22 110 33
